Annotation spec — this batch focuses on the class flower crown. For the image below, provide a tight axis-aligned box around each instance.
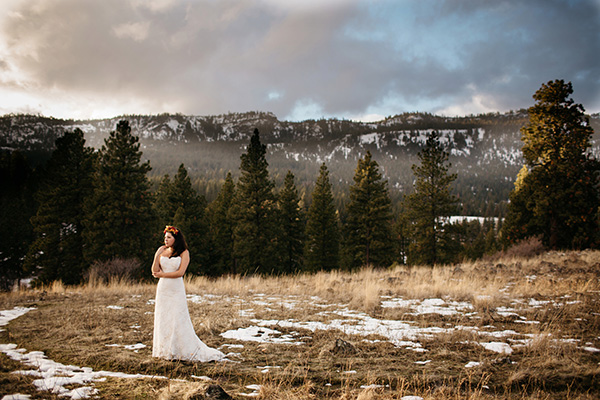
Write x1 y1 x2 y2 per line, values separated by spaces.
164 225 179 235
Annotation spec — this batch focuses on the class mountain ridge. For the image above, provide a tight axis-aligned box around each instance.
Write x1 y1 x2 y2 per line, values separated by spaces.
2 111 598 215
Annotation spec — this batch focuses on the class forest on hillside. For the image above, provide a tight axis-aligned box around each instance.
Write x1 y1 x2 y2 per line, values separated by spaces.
1 81 598 290
0 123 502 289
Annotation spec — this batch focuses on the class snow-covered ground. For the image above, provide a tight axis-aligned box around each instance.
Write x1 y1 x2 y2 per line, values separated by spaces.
208 292 598 357
1 290 599 399
1 308 173 399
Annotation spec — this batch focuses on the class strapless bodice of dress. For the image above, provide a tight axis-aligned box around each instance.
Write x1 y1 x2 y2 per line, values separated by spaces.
160 256 181 273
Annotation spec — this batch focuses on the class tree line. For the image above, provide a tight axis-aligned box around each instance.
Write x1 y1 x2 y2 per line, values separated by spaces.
1 80 598 289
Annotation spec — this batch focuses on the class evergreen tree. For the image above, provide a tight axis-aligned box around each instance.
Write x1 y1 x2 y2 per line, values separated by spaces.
167 164 210 275
460 221 485 261
392 205 411 265
153 174 173 226
83 120 156 268
26 129 95 285
502 80 599 249
343 151 394 269
231 129 281 274
278 171 305 273
304 163 340 271
403 131 459 265
0 151 37 290
484 224 499 255
207 172 236 275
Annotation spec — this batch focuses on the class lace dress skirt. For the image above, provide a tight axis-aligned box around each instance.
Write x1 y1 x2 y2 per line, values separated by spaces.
152 256 224 362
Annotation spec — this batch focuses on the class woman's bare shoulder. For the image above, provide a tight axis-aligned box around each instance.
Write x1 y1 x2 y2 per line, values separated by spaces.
155 245 169 256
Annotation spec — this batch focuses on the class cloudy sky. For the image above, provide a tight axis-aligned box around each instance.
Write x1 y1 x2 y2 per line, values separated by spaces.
0 0 598 122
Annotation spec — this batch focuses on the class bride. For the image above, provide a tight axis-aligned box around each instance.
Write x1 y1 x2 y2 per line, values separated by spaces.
151 225 225 362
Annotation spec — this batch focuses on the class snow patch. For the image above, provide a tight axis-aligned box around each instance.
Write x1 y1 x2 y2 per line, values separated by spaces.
166 119 180 131
240 384 262 397
2 394 32 400
381 297 473 316
0 344 167 399
220 326 299 345
480 341 513 354
0 307 35 331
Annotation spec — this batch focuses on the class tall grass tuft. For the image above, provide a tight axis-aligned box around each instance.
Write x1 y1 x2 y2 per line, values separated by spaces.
50 279 66 293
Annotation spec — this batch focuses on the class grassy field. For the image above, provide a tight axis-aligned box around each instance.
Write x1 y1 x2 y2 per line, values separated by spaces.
1 250 599 399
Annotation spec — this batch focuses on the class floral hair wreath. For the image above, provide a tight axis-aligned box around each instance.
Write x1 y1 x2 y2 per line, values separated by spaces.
164 225 179 235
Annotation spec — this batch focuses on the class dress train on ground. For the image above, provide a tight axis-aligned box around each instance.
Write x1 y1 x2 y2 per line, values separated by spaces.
153 256 224 362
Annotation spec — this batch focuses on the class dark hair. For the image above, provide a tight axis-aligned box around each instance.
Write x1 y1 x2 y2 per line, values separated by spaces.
166 228 188 257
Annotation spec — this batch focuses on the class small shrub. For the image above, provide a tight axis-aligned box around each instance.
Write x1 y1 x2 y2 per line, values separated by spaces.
487 236 545 261
84 258 141 284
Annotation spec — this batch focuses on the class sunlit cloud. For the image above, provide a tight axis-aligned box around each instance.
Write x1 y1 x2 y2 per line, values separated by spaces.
0 0 597 120
285 99 326 122
112 21 151 42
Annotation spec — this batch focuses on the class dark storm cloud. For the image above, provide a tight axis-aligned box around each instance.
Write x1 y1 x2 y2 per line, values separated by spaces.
1 0 598 120
439 0 600 112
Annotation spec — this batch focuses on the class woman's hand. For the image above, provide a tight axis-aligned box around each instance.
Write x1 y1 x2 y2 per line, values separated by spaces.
151 245 167 276
152 270 163 278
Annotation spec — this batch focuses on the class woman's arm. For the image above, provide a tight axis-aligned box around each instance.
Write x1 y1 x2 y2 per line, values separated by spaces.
151 246 166 275
152 250 190 279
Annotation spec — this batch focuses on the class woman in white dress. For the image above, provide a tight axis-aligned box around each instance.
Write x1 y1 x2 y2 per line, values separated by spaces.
151 225 225 362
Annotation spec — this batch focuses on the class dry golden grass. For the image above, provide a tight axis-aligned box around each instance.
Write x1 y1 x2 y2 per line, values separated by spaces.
1 250 599 399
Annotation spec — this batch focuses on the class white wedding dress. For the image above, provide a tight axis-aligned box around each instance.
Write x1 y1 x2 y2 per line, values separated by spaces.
153 256 225 362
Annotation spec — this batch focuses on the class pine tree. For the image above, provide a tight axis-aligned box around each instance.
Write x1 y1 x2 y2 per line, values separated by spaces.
231 129 281 274
278 171 305 273
167 164 210 275
484 225 499 255
393 205 411 265
460 221 485 260
207 172 236 275
83 120 156 268
343 151 394 269
26 129 95 285
502 80 599 249
0 151 37 290
403 131 459 265
304 163 340 271
153 174 173 226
